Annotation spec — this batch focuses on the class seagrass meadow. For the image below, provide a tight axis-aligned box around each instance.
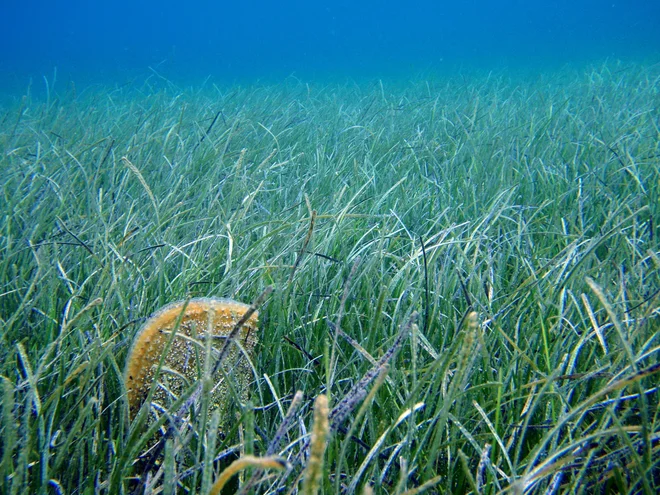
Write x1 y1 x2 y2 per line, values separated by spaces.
0 61 659 494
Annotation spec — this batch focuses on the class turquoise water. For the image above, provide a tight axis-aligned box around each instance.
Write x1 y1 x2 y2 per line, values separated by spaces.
1 0 659 90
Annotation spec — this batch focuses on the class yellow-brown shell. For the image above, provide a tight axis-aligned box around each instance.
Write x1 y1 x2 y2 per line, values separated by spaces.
124 297 259 418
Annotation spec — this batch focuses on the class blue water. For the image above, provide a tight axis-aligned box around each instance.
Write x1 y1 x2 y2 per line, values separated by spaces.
1 1 659 89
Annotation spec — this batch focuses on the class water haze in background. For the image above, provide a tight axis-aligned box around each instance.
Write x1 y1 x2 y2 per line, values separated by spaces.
0 1 659 91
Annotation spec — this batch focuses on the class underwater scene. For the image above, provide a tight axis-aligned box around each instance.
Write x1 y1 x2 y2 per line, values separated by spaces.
1 1 659 493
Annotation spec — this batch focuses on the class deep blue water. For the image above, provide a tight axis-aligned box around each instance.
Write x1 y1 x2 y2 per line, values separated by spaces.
1 1 659 90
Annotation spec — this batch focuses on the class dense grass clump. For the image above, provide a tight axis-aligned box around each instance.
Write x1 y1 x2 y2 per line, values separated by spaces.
0 61 659 494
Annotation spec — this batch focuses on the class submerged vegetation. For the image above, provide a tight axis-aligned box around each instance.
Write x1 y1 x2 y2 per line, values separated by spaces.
0 60 659 493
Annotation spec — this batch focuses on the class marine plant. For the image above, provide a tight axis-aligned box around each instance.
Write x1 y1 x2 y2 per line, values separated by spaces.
1 61 659 493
